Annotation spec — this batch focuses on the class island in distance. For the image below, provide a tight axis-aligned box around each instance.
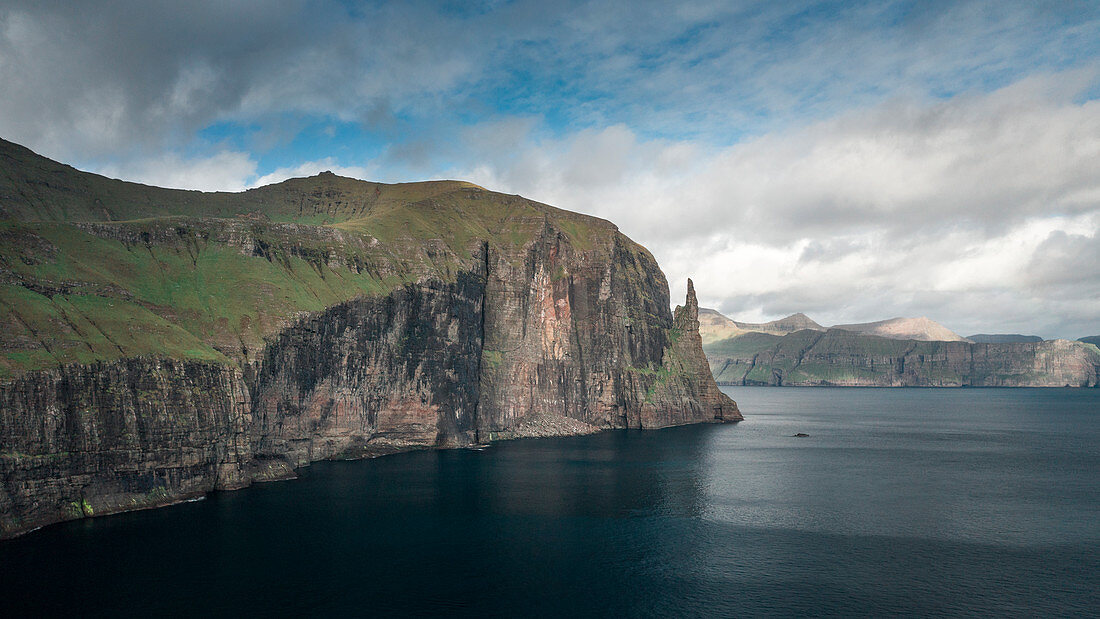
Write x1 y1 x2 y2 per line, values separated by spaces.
700 308 1100 387
0 137 738 538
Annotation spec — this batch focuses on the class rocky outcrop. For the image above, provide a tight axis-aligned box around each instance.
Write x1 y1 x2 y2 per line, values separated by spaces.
661 280 742 424
707 328 1100 387
477 226 739 437
1 250 738 539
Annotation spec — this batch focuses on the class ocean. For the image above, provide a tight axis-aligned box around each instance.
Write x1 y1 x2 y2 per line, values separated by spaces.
2 387 1097 617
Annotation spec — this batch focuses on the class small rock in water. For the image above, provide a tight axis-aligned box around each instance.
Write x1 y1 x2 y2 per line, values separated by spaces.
792 433 810 437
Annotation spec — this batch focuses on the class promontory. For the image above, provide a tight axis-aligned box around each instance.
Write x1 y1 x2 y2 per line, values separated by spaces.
0 138 738 538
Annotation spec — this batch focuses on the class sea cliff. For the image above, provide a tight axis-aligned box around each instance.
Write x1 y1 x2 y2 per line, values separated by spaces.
0 138 738 538
706 328 1100 387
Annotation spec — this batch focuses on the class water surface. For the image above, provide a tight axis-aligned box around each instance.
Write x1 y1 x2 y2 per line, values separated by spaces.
2 387 1097 617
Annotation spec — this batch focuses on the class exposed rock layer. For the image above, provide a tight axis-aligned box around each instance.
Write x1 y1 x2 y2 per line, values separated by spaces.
707 328 1100 387
1 255 738 539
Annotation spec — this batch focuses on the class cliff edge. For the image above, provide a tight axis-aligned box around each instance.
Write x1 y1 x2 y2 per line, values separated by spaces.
0 138 738 538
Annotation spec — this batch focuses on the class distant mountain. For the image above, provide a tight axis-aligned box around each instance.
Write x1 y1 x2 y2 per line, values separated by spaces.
698 308 747 344
968 334 1043 344
698 308 825 344
734 312 824 335
831 317 967 342
1080 336 1100 347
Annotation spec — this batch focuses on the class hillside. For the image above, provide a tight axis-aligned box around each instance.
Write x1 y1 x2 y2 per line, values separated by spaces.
0 138 478 224
1081 336 1100 347
0 137 625 377
0 138 739 538
698 308 747 344
831 316 968 342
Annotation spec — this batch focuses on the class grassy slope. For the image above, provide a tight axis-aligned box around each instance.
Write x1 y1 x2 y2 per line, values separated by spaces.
0 138 626 378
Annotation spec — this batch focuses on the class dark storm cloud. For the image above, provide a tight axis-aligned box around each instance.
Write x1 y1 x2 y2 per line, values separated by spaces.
0 0 485 159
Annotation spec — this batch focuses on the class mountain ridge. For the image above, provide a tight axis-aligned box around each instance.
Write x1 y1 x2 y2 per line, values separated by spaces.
698 308 825 343
830 316 968 342
705 328 1099 387
0 137 630 376
700 307 966 343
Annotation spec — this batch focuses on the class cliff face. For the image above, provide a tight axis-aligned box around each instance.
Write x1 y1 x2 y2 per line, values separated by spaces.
1 268 736 539
0 359 255 537
707 328 1100 387
477 228 738 437
0 138 740 538
249 273 487 466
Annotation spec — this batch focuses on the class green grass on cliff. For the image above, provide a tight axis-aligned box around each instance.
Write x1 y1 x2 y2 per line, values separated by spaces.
0 221 402 376
0 138 630 377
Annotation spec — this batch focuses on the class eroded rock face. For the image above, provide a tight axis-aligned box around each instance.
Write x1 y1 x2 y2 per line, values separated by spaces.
0 359 254 537
478 225 740 437
708 328 1100 387
250 272 486 464
1 241 738 538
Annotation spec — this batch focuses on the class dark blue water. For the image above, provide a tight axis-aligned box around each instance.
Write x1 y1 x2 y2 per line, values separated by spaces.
2 387 1098 617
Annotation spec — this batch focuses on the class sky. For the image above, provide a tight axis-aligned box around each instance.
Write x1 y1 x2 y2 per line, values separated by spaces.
1 0 1098 339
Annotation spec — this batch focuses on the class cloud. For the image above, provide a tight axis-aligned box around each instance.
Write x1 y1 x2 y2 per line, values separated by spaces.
0 0 486 161
448 74 1100 338
1025 229 1100 291
93 153 377 193
2 1 1098 337
456 72 1100 239
3 0 1098 164
95 151 259 192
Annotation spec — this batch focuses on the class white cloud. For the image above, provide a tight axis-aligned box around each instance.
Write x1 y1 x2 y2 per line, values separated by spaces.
449 74 1100 338
92 154 376 193
2 1 1098 337
95 151 259 192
